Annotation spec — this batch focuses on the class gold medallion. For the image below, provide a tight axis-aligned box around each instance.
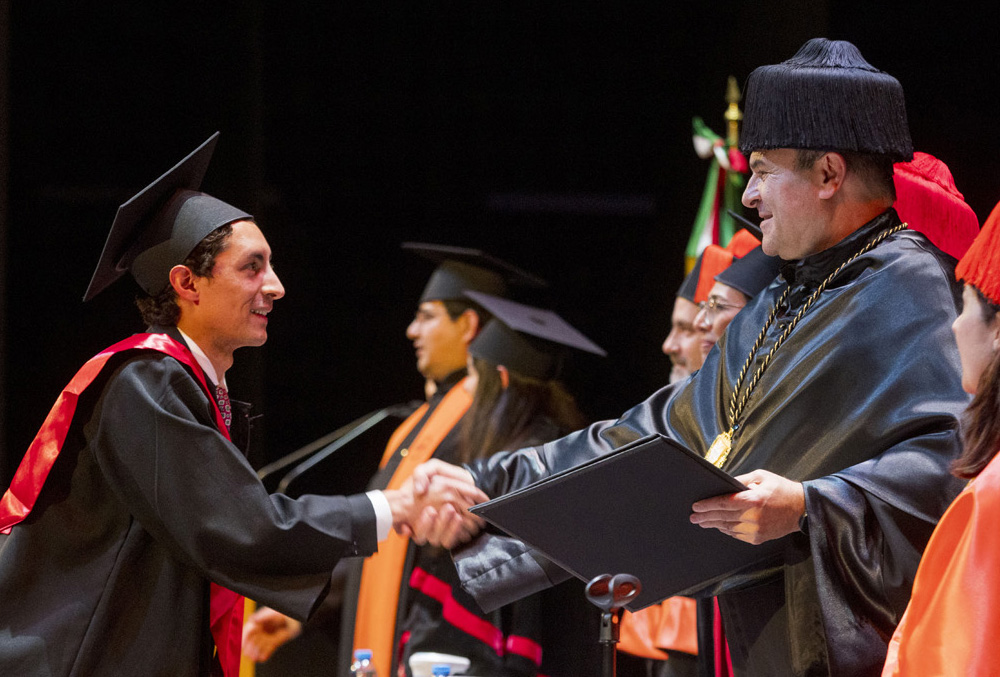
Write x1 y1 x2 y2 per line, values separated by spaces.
706 429 733 468
707 222 907 472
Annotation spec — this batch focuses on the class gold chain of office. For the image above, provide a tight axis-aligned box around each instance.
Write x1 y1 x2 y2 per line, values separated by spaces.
705 221 908 469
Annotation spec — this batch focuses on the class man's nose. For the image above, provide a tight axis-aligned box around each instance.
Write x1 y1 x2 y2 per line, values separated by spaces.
263 266 285 299
742 175 760 209
661 333 675 356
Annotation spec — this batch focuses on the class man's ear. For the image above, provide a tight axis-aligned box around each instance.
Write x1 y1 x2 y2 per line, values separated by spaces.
168 265 200 304
458 308 481 344
815 152 847 200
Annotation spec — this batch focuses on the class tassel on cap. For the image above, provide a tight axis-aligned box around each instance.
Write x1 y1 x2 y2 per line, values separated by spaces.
957 199 1000 305
740 38 913 161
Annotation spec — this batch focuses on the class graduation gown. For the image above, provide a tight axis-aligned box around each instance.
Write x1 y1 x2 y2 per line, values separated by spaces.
457 210 969 676
0 330 377 677
881 452 1000 676
399 416 598 677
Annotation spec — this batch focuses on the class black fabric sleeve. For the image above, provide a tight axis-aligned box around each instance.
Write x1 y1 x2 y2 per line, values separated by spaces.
87 355 379 620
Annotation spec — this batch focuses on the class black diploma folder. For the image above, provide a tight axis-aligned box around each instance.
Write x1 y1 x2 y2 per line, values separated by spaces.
469 433 787 610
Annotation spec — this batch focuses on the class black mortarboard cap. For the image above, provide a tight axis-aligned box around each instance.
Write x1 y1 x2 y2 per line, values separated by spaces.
676 255 702 303
83 132 252 301
465 291 605 380
402 242 548 303
739 38 913 161
714 246 782 299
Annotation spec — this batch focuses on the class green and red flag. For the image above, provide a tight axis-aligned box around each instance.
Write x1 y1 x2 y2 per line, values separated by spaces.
685 116 749 273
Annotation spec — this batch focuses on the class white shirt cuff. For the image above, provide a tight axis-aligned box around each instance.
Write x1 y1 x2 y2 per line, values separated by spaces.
366 490 392 542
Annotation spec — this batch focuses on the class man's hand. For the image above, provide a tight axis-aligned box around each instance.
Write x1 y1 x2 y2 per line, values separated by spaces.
410 458 478 495
384 460 489 549
689 469 805 544
412 459 488 547
241 606 301 663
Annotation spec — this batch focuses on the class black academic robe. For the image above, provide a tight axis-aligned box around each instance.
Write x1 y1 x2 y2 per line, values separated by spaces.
399 416 600 677
0 329 377 677
456 210 969 677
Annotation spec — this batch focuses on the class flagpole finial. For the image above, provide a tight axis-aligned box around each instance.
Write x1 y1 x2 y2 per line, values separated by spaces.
725 76 742 147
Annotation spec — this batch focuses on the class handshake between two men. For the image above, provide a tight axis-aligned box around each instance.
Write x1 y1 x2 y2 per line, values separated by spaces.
385 458 807 549
384 459 491 548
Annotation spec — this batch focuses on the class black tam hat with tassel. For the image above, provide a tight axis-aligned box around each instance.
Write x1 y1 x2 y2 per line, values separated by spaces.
739 38 913 161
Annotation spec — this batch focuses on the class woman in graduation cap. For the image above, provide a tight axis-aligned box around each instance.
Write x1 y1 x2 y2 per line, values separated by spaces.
881 199 1000 676
398 291 605 677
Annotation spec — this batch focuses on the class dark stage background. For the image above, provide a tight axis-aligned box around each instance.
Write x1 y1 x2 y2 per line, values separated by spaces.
2 3 999 484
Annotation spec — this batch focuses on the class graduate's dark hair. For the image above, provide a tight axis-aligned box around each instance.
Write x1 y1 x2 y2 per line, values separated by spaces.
457 357 586 465
440 298 491 326
953 285 1000 479
795 149 896 202
135 223 234 327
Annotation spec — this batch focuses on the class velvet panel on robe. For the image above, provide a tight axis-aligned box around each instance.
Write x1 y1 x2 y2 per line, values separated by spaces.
456 211 969 677
882 451 1000 676
0 349 377 677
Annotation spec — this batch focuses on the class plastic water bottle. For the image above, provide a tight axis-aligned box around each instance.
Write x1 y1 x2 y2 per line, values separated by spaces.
350 648 378 676
431 666 451 677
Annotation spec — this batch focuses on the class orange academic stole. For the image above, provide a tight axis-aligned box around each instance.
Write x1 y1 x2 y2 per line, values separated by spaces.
352 379 472 677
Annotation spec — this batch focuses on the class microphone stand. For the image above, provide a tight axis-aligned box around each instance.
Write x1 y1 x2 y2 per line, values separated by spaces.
585 573 641 677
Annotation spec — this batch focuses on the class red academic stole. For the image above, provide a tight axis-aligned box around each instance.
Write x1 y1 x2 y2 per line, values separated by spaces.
0 333 245 677
353 379 473 677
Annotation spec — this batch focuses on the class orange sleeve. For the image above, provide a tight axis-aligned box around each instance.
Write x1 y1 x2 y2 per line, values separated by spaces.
884 458 1000 677
653 596 698 656
619 606 669 661
618 596 699 660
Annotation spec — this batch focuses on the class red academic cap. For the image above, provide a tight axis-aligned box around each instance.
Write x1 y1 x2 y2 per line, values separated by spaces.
956 198 1000 306
893 151 979 261
83 133 252 301
693 229 761 303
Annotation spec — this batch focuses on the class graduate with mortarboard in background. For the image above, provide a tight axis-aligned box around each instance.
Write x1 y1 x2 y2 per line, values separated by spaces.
398 291 606 677
344 247 559 677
